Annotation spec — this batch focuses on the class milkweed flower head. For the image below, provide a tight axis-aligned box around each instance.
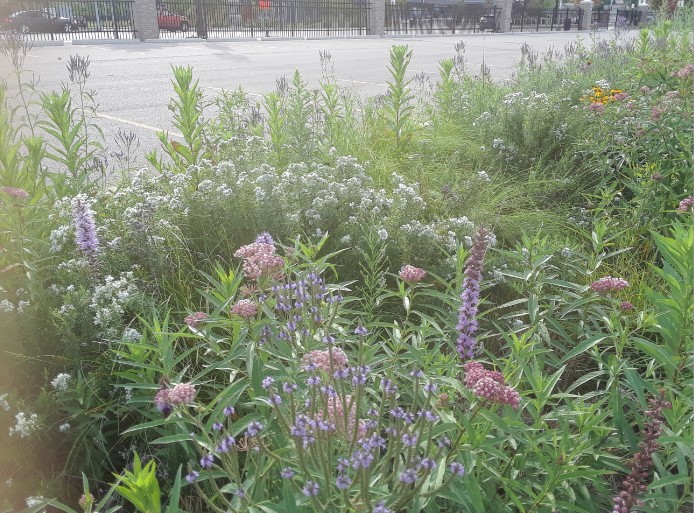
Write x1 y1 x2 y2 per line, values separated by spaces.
154 382 196 415
1 186 30 200
184 311 208 329
677 196 693 212
234 238 284 280
399 265 427 283
590 276 629 295
463 361 520 410
231 299 258 318
673 63 693 78
301 347 349 373
320 394 366 439
456 226 491 361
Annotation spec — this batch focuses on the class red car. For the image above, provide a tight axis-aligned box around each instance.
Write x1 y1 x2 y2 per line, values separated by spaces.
158 8 190 31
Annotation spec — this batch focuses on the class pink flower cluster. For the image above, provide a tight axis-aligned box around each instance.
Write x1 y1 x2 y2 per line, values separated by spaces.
463 361 520 410
588 102 606 114
185 311 208 329
590 276 629 295
234 242 284 280
0 186 29 200
326 394 367 439
677 196 693 213
399 264 427 283
320 394 366 439
672 63 693 78
155 383 197 412
301 347 349 373
231 299 258 318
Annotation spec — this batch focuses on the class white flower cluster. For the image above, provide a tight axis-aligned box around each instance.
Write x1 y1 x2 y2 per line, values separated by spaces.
554 123 569 141
502 92 524 105
9 411 39 438
194 156 429 239
0 393 10 411
51 373 72 392
25 496 46 508
122 327 141 341
502 90 554 108
49 224 72 253
477 171 491 183
399 216 476 253
90 272 138 337
0 299 14 313
472 111 493 126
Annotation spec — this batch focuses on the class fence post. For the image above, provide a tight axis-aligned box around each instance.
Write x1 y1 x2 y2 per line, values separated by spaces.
496 0 512 32
132 0 159 40
636 4 649 26
368 0 384 35
579 0 591 30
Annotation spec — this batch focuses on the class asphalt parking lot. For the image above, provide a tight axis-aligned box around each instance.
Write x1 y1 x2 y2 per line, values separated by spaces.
0 31 618 164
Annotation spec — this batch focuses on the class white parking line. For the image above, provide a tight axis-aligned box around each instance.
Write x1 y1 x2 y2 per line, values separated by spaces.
207 86 264 98
97 113 183 139
336 78 387 86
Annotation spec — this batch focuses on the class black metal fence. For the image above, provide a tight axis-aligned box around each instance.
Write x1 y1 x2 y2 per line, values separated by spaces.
590 9 609 28
156 0 369 38
0 0 135 40
385 3 500 35
614 8 642 28
510 6 582 32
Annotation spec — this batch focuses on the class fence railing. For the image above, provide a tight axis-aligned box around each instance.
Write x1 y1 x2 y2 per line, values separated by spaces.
156 0 369 38
0 0 135 40
385 3 500 34
614 8 642 28
510 7 582 32
590 9 609 28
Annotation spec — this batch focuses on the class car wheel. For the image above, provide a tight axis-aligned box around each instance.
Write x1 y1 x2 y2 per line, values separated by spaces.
63 22 72 32
19 24 30 34
180 21 189 32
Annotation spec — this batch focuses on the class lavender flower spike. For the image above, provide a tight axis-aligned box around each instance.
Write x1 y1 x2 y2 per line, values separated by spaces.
71 194 100 265
456 226 491 361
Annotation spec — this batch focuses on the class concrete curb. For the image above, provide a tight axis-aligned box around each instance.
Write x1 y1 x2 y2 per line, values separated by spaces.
31 40 65 47
72 38 141 45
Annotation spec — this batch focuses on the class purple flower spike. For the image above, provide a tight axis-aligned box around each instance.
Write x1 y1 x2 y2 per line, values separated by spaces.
246 421 264 437
255 232 275 245
185 470 199 483
302 481 320 497
449 462 465 477
456 226 491 361
71 194 100 268
281 467 295 479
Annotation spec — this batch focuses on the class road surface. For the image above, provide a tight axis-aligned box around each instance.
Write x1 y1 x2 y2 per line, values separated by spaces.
0 31 619 167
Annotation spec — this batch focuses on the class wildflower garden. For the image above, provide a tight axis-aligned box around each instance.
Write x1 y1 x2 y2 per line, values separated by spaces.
0 11 693 513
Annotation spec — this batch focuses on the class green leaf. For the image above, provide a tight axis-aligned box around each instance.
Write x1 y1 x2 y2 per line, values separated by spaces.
560 335 609 364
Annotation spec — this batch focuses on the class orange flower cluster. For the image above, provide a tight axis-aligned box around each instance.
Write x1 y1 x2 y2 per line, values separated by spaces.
580 86 625 104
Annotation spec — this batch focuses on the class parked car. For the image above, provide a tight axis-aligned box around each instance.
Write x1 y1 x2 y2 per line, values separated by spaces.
5 10 79 33
158 8 190 31
478 14 496 30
